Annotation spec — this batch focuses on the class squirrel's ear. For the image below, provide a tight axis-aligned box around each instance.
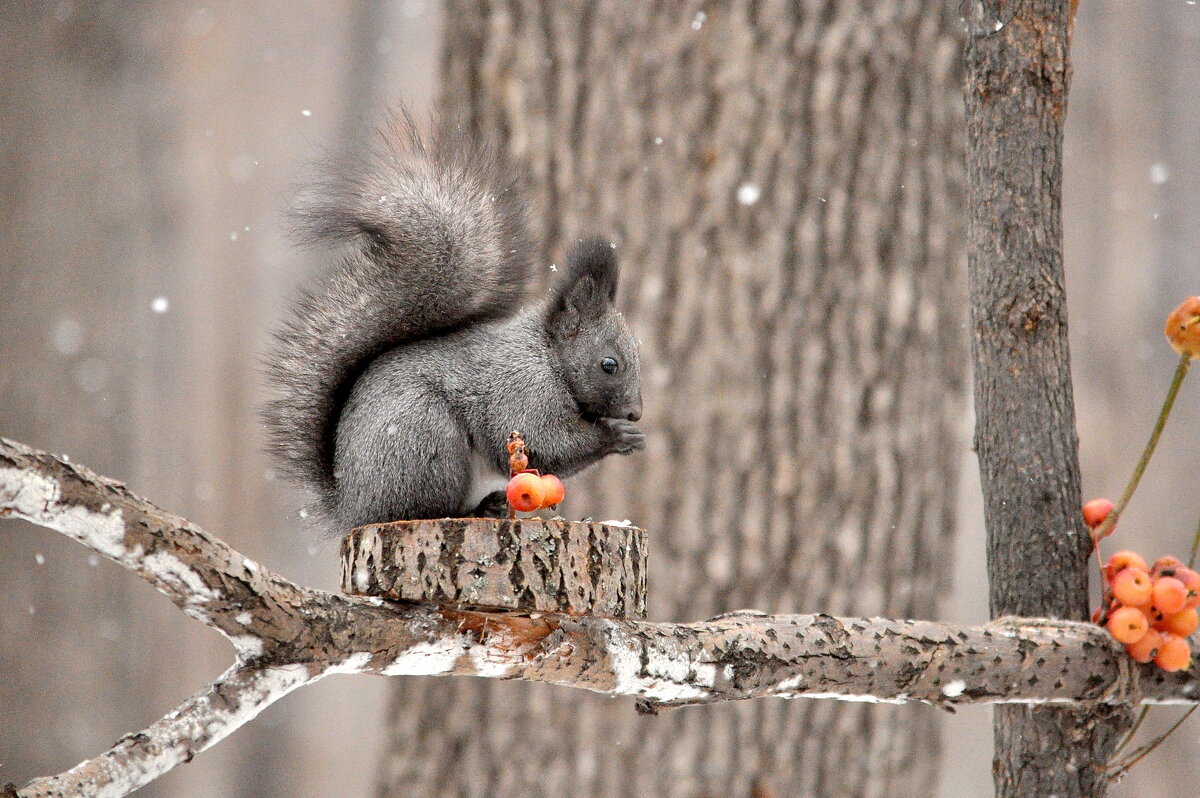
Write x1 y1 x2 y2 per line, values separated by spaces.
547 238 620 332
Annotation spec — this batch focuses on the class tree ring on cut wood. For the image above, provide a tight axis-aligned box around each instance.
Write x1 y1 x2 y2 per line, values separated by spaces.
340 518 647 619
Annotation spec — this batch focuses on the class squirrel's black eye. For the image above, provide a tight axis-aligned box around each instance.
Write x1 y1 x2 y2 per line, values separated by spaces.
600 357 619 374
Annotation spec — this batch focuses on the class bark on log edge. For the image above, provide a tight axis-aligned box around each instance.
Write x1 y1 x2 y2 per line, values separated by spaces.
341 518 647 619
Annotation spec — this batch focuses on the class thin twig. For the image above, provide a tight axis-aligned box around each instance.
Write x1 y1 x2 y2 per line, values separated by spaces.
1188 512 1200 569
1091 354 1191 542
1110 705 1150 759
1107 705 1198 781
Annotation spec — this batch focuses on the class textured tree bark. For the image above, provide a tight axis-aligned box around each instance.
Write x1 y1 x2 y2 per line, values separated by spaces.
963 1 1132 796
380 3 967 796
342 519 648 618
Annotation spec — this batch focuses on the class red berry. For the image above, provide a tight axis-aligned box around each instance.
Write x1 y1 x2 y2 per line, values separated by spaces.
1152 555 1186 577
1158 608 1199 638
509 451 529 474
1105 551 1149 583
1111 568 1152 608
1165 296 1200 360
1107 606 1150 644
1082 498 1115 530
506 472 545 513
1175 567 1200 610
539 474 564 508
1126 628 1164 664
1154 633 1192 672
1153 576 1189 615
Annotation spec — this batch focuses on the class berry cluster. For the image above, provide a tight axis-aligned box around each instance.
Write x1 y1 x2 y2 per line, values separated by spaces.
504 432 565 513
1080 298 1200 674
1088 499 1198 672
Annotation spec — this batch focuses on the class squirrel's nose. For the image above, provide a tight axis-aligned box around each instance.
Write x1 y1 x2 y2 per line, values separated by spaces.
625 399 642 422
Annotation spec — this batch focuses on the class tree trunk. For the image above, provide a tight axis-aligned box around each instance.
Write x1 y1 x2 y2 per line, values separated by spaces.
378 3 966 796
963 1 1132 796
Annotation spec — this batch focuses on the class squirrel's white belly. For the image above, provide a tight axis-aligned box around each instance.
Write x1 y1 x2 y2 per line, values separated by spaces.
464 449 509 511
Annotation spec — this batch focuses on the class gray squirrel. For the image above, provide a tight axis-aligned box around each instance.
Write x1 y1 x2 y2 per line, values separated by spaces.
263 114 645 534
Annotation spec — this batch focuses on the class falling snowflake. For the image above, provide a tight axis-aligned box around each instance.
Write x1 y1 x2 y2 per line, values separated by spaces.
737 183 762 206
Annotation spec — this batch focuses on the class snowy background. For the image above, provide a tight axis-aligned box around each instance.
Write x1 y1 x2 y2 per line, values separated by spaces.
2 2 1199 797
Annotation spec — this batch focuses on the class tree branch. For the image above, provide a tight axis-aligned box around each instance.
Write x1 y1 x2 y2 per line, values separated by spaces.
2 436 1197 797
14 663 314 798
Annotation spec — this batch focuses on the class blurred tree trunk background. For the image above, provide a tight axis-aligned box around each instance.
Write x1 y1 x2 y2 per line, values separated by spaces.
0 3 439 797
2 3 1199 798
377 3 967 796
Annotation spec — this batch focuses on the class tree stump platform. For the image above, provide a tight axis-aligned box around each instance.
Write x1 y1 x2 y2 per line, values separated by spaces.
340 518 647 619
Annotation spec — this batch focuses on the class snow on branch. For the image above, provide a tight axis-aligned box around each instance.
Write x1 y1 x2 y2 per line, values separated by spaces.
1 436 1197 798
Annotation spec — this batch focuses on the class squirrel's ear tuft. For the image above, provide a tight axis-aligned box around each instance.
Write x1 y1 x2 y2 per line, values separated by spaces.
547 237 620 328
563 237 620 302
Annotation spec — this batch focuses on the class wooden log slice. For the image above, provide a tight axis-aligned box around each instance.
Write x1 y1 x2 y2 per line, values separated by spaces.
340 518 647 619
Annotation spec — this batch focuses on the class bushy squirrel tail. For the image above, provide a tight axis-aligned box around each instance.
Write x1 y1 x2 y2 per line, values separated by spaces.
263 110 533 506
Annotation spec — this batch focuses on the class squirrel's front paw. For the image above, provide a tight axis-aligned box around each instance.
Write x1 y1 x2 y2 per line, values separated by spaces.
472 490 509 519
599 418 646 454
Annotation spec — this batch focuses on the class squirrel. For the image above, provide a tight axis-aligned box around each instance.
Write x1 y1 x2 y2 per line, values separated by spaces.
262 113 645 534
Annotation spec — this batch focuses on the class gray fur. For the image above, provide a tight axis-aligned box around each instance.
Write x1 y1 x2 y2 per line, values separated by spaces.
263 114 644 534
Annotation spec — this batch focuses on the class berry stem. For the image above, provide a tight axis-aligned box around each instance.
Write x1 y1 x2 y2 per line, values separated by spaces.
1092 541 1107 590
1091 353 1191 542
1188 511 1200 570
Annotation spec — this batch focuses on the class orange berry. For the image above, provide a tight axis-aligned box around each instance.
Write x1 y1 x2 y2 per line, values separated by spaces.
1105 551 1149 583
1175 567 1200 610
1107 606 1150 644
1165 296 1200 359
509 451 529 474
1159 608 1199 638
506 472 545 513
1126 628 1164 663
1111 568 1153 608
1082 498 1115 530
1152 555 1185 577
1154 633 1192 672
539 474 564 508
1153 576 1189 615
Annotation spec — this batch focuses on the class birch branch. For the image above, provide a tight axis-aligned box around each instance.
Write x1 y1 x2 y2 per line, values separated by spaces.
12 663 313 798
2 436 1197 797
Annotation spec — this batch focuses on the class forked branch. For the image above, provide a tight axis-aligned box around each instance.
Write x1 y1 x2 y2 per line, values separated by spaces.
1 437 1196 798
